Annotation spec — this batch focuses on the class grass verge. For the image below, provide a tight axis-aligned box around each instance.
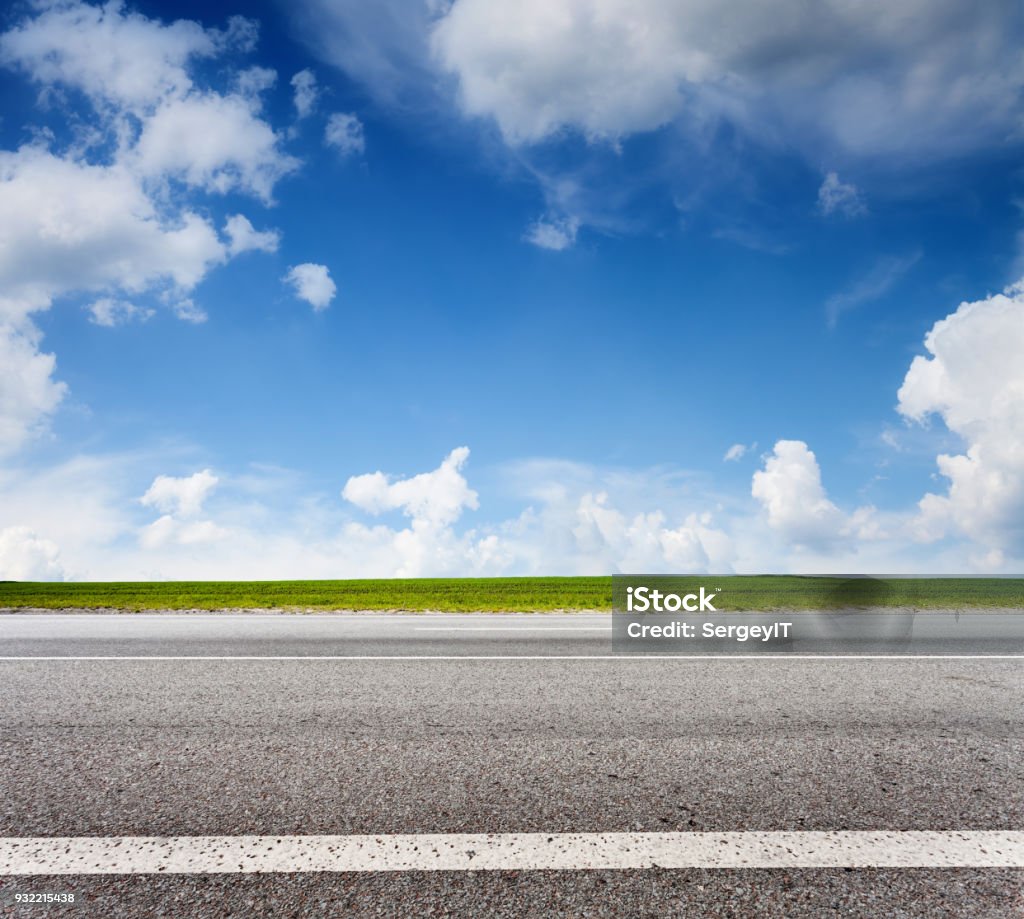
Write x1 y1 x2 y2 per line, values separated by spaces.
0 576 1022 612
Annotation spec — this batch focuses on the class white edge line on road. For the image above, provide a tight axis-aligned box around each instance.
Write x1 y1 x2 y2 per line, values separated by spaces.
1 831 1022 874
413 626 610 631
1 655 1022 661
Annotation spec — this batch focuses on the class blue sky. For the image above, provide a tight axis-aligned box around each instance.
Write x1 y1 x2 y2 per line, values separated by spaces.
1 0 1022 579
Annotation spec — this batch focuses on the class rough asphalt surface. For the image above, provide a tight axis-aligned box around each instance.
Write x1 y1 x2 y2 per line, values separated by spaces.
1 614 1022 917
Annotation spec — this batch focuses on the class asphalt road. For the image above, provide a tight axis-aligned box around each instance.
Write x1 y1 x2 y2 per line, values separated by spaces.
1 614 1022 917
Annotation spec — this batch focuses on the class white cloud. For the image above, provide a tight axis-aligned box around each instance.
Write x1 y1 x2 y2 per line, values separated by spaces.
0 453 136 557
560 494 730 574
0 2 299 454
431 0 1024 159
87 298 154 327
0 321 67 456
140 469 219 517
485 457 737 575
0 148 227 308
138 469 227 550
224 214 280 256
817 172 866 217
8 437 1013 580
139 515 229 550
0 526 64 581
171 298 207 324
291 69 318 118
235 65 276 101
339 448 491 577
0 450 224 579
432 0 708 145
2 2 298 203
748 281 1024 567
525 215 579 251
723 443 753 462
287 0 1024 255
751 440 847 549
343 447 478 528
0 0 216 110
285 0 441 110
0 3 259 108
0 446 725 580
339 449 736 577
289 1 1024 252
132 93 299 202
284 263 336 310
897 280 1024 553
824 253 919 328
325 112 366 155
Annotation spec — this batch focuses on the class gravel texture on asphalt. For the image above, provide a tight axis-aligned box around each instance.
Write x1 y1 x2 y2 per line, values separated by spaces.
2 869 1023 918
1 658 1022 839
1 615 1022 916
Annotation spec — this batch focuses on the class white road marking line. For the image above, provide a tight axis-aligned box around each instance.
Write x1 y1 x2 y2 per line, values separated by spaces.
0 655 1022 661
414 626 610 631
1 831 1021 874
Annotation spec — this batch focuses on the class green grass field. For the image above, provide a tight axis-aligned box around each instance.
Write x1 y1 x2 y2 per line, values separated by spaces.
0 576 1022 612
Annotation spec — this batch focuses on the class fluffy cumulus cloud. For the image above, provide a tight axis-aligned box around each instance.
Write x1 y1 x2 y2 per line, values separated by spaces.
744 282 1024 568
751 440 848 549
141 469 219 517
0 443 738 580
224 214 280 256
0 526 64 581
0 1 298 455
0 148 226 308
431 0 1024 157
482 457 737 575
0 321 68 456
339 447 493 577
16 432 1016 579
558 495 731 574
748 440 896 564
324 112 366 155
131 93 298 201
897 282 1024 554
0 1 221 110
0 4 292 199
339 448 736 577
343 447 479 528
139 469 227 550
432 0 708 145
284 263 336 310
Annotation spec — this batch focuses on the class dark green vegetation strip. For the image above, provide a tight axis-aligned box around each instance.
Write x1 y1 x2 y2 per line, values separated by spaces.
0 576 1022 612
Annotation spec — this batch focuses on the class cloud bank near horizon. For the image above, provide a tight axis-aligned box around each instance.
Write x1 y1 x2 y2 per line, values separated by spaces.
2 277 1021 580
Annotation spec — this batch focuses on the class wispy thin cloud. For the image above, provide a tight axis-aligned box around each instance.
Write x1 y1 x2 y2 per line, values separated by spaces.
817 172 866 217
825 252 921 328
